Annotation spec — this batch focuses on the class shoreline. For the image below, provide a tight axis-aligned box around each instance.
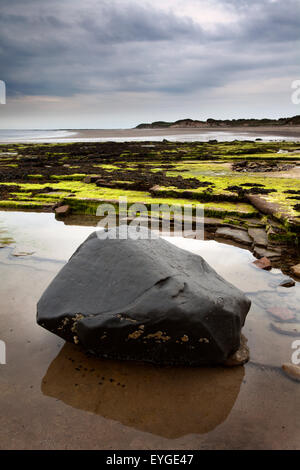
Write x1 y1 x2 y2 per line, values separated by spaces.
1 126 300 143
61 126 300 140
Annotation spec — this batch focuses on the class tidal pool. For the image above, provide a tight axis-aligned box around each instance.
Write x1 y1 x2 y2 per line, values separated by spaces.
0 211 299 449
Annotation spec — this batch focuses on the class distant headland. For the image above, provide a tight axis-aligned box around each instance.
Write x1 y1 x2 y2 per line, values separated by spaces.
135 115 300 129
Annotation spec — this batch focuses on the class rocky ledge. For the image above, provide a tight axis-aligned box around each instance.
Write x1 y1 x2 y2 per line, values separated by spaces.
37 227 251 366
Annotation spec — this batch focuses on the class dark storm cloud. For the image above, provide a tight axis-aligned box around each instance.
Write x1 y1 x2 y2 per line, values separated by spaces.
0 1 204 96
0 0 299 98
78 3 202 43
219 0 300 43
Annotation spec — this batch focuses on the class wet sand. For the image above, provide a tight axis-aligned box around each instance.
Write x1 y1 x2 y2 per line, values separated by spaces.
70 126 300 141
1 126 300 143
0 211 299 449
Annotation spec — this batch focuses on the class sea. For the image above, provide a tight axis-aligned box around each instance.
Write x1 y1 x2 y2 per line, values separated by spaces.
0 129 298 143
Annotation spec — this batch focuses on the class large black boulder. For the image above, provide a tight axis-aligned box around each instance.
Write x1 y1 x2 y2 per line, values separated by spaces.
37 228 251 366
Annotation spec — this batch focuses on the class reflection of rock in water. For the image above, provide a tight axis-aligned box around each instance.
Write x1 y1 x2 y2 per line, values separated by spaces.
249 291 300 323
242 289 300 368
42 343 244 439
57 214 100 227
0 227 14 248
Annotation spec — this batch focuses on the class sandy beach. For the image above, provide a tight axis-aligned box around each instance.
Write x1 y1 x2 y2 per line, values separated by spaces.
1 126 300 144
0 211 299 450
70 126 300 140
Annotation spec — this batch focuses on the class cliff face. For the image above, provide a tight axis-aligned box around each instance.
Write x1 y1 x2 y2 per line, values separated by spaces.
135 115 300 129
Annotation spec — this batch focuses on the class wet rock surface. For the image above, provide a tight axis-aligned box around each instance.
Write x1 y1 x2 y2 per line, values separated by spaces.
291 264 300 278
215 227 252 246
232 160 295 173
279 278 296 288
253 256 272 271
252 246 281 261
282 363 300 382
248 228 268 247
37 228 251 366
224 334 249 367
55 204 70 216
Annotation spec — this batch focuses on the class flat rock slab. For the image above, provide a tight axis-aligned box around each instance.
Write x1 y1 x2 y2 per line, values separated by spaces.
204 217 224 227
248 228 268 247
253 246 281 260
37 228 251 366
215 227 252 246
244 218 265 227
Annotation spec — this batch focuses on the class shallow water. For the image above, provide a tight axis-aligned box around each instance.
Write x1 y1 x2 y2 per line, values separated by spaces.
0 129 77 142
0 128 299 143
0 211 299 449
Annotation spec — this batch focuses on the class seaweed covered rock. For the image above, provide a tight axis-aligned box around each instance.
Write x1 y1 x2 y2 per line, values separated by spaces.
37 227 251 366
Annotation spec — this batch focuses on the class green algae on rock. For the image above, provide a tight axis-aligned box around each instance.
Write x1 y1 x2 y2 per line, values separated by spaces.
0 140 299 245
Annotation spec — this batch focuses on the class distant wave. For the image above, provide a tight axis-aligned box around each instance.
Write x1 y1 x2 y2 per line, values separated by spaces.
0 129 76 142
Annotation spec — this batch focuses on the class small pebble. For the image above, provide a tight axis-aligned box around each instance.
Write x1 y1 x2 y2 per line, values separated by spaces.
282 363 300 382
279 278 295 288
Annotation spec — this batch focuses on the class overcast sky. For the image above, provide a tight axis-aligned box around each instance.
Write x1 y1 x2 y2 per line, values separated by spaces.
0 0 299 129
